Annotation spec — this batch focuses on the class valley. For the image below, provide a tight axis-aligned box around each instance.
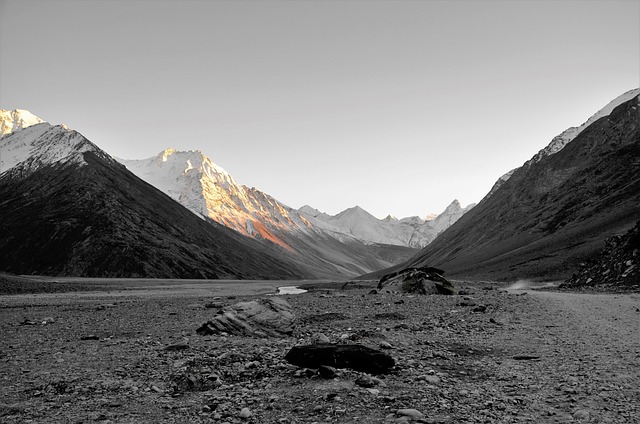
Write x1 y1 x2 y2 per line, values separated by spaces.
1 3 638 423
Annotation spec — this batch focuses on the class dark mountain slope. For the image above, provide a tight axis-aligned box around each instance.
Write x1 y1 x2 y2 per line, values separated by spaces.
0 150 306 279
376 94 640 281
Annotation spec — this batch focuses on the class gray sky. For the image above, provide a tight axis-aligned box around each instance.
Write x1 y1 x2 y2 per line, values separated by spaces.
1 0 638 218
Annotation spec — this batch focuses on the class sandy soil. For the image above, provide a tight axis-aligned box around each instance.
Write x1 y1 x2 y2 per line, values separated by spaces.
1 280 639 423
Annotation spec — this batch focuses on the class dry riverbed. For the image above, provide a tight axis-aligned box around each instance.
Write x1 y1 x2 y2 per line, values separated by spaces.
1 279 639 423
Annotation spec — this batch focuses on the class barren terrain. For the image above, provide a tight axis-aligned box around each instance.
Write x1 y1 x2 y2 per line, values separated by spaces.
1 279 639 423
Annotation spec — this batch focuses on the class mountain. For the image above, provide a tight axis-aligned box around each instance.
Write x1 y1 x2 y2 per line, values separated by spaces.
0 115 307 279
307 200 475 248
120 150 419 278
383 88 640 281
120 149 475 278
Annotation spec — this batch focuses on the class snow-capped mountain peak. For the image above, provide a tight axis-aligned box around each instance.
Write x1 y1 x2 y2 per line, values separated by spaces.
0 109 45 137
0 119 104 174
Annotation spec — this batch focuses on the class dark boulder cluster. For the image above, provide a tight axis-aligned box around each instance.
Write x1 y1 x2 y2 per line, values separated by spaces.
377 266 457 295
561 221 640 291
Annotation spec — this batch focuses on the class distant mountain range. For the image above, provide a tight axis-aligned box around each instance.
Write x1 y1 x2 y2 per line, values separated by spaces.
376 88 640 281
119 149 471 278
0 111 469 279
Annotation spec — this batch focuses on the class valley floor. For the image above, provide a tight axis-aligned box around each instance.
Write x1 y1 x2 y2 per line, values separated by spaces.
1 280 639 423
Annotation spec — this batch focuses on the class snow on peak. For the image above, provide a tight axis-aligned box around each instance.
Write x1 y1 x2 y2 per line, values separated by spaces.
160 147 177 162
485 88 640 200
119 149 304 250
0 109 45 137
0 122 102 174
529 88 640 166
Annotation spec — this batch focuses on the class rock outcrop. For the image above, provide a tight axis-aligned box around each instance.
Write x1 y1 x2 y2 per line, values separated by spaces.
196 298 295 337
560 221 640 291
284 344 395 374
378 267 457 295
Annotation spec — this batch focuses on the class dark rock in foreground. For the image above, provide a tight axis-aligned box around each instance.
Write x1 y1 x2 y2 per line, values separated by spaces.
284 344 395 374
378 266 457 295
196 298 294 337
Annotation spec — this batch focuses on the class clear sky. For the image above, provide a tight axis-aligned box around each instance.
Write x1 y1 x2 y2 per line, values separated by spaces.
1 0 638 219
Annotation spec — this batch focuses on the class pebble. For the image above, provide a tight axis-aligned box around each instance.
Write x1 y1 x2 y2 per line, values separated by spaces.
355 375 377 388
397 408 424 419
421 375 441 384
312 333 330 344
573 409 590 421
318 365 337 379
238 407 252 418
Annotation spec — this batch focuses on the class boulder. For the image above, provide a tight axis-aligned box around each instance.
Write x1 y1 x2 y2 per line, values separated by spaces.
284 344 395 374
378 266 457 295
196 297 294 337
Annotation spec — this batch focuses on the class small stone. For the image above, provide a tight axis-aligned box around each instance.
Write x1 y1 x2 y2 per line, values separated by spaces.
80 335 100 341
163 342 189 351
151 385 163 393
318 365 337 379
379 341 394 349
573 409 590 421
513 354 541 361
312 333 330 344
397 408 424 419
355 375 377 388
239 407 252 419
422 375 440 384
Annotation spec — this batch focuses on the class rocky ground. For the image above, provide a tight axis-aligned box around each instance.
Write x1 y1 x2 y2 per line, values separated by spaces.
561 220 639 292
1 280 639 423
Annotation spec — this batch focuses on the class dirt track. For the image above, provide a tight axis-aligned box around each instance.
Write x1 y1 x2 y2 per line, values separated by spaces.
1 280 639 423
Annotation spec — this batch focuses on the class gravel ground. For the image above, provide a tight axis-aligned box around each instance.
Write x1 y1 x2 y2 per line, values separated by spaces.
1 280 639 423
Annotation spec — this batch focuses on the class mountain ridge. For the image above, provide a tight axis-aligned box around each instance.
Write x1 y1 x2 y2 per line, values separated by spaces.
371 89 640 281
0 119 308 279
